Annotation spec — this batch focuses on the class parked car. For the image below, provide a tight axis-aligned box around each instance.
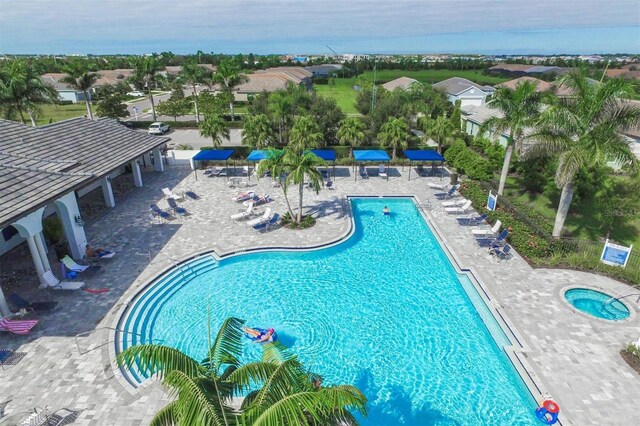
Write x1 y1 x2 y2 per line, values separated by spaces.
118 120 134 129
148 122 170 135
127 91 145 97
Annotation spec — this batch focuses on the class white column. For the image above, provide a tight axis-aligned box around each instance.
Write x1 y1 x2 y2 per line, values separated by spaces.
34 231 51 272
101 176 116 208
131 159 143 187
152 147 164 172
0 285 11 317
143 152 152 168
26 235 46 285
55 192 88 259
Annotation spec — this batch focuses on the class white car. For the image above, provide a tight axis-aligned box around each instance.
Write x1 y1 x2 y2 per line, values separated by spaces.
148 122 170 135
127 91 145 97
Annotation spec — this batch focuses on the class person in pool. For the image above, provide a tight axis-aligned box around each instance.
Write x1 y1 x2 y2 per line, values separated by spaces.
256 328 275 343
383 206 390 215
243 327 276 343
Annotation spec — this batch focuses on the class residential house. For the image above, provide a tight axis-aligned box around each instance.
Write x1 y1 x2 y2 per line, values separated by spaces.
232 67 313 101
382 77 422 92
488 64 568 77
432 77 495 107
40 73 88 103
303 64 343 77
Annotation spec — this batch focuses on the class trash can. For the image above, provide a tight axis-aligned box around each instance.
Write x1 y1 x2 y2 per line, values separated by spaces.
450 173 459 185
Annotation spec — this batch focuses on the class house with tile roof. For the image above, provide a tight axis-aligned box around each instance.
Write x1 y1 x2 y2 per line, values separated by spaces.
382 77 422 92
432 77 494 107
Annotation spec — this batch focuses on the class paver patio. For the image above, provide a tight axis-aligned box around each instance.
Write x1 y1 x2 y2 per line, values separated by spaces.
0 164 638 425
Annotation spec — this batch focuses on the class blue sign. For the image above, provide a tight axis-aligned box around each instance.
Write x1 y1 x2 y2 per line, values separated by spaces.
487 191 497 211
600 240 633 268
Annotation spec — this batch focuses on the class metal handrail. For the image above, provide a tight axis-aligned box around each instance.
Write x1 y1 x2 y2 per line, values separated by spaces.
75 326 144 355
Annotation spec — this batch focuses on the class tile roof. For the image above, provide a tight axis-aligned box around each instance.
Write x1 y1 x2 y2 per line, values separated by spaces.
382 77 420 91
496 76 553 92
235 73 294 93
432 77 489 96
0 117 168 227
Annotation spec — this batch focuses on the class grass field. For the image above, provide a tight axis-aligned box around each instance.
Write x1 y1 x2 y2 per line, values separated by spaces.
35 103 87 125
314 69 510 114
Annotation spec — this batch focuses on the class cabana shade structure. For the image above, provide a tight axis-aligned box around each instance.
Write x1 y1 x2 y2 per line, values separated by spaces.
246 150 284 180
192 149 235 180
308 149 336 177
403 150 445 180
353 150 390 180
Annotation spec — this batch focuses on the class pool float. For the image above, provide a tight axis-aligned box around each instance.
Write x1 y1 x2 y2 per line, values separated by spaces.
535 399 560 425
244 328 277 343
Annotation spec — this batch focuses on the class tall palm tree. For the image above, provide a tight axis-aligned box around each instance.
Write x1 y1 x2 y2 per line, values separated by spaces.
243 114 274 149
480 81 548 195
288 116 323 153
422 114 456 154
257 149 295 219
0 60 58 126
284 151 326 224
268 90 293 145
133 56 164 121
60 65 100 120
180 61 207 123
214 60 246 120
526 71 640 237
377 117 409 159
337 117 367 158
116 317 244 426
200 113 230 148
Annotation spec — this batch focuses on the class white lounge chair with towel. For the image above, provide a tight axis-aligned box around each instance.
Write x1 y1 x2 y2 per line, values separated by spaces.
41 270 85 290
428 182 447 190
231 202 254 220
162 187 184 201
441 198 468 207
444 200 473 214
378 164 387 178
61 255 90 272
471 220 502 236
247 208 272 226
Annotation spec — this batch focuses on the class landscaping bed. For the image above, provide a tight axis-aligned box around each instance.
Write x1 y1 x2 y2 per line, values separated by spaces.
620 346 640 375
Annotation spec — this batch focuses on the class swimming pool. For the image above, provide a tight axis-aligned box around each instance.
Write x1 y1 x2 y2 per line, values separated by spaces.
117 197 537 425
565 288 630 321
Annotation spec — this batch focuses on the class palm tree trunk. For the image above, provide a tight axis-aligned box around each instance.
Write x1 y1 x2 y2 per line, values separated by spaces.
149 89 157 121
281 185 295 219
27 110 37 127
552 182 574 237
16 104 26 124
298 182 304 223
497 144 514 196
392 146 397 160
193 83 200 123
229 98 235 121
83 90 93 119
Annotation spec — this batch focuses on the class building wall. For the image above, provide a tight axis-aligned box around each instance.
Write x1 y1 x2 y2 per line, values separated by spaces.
464 119 509 147
451 95 486 107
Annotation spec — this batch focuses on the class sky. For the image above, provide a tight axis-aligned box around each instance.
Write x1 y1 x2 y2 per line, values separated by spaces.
1 0 639 55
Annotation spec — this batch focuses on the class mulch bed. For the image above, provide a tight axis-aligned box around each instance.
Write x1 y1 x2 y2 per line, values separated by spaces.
620 350 640 375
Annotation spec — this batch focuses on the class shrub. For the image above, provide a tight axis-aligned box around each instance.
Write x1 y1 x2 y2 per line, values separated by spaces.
281 212 316 229
443 140 466 164
466 156 493 181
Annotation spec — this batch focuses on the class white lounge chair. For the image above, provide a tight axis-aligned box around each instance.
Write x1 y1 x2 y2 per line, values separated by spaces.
162 187 184 201
247 208 272 226
441 198 468 207
445 200 473 214
428 182 447 190
378 164 387 178
231 202 254 220
41 270 85 290
471 220 502 236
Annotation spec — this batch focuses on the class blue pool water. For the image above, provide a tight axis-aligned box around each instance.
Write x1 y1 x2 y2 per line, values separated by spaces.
120 198 537 425
565 288 630 321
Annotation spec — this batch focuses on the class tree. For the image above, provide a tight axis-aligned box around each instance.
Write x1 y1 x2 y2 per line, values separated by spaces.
309 96 344 146
200 113 230 147
423 115 456 154
337 117 367 158
288 116 323 153
243 114 274 149
526 70 640 237
284 151 326 223
480 81 548 195
214 60 246 120
95 96 130 120
156 98 191 121
0 60 58 126
61 64 100 120
257 149 296 219
132 56 164 121
377 117 409 159
180 61 207 122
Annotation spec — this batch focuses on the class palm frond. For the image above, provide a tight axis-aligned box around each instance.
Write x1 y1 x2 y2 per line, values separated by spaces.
226 361 280 393
149 400 179 426
206 317 245 373
261 341 291 364
115 344 203 379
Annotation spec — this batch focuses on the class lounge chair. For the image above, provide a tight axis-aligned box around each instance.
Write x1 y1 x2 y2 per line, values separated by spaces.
41 270 85 290
232 191 255 202
247 208 272 226
207 166 222 177
378 164 388 178
184 190 199 200
149 204 173 220
61 255 93 273
242 165 250 176
444 200 472 214
231 202 255 220
428 182 447 190
0 348 27 366
162 188 183 201
218 167 228 177
326 180 335 190
7 293 58 313
0 317 39 335
243 194 272 207
416 165 428 177
359 166 368 179
435 184 459 199
442 198 468 207
490 244 513 261
471 220 502 236
457 214 489 227
167 198 188 216
476 230 509 247
253 213 281 232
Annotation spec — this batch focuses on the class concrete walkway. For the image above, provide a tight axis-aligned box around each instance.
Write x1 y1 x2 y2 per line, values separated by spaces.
0 164 638 425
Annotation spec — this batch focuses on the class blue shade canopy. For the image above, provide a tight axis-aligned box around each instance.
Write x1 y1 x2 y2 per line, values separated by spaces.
403 150 445 162
247 150 267 161
308 149 336 161
353 150 390 162
192 149 235 161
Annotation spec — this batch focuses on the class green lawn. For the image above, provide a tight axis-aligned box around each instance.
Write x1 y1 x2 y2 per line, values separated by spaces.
314 79 360 114
35 103 87 125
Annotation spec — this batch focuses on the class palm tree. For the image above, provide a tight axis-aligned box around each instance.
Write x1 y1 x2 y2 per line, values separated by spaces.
526 71 640 237
228 344 367 425
288 116 323 153
242 114 274 149
284 151 326 224
257 149 296 219
337 117 367 158
268 90 293 145
480 81 548 195
116 317 244 426
200 113 230 148
377 117 409 160
133 56 164 121
0 60 58 126
180 61 207 123
214 60 246 120
423 115 456 154
60 65 100 120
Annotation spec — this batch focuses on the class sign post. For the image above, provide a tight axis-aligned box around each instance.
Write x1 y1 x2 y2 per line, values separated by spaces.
600 239 633 268
487 190 497 211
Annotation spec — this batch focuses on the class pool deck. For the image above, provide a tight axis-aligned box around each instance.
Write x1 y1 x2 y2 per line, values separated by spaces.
1 165 638 425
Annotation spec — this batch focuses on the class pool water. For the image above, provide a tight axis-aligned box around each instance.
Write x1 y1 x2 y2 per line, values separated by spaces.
122 198 536 425
565 288 630 321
